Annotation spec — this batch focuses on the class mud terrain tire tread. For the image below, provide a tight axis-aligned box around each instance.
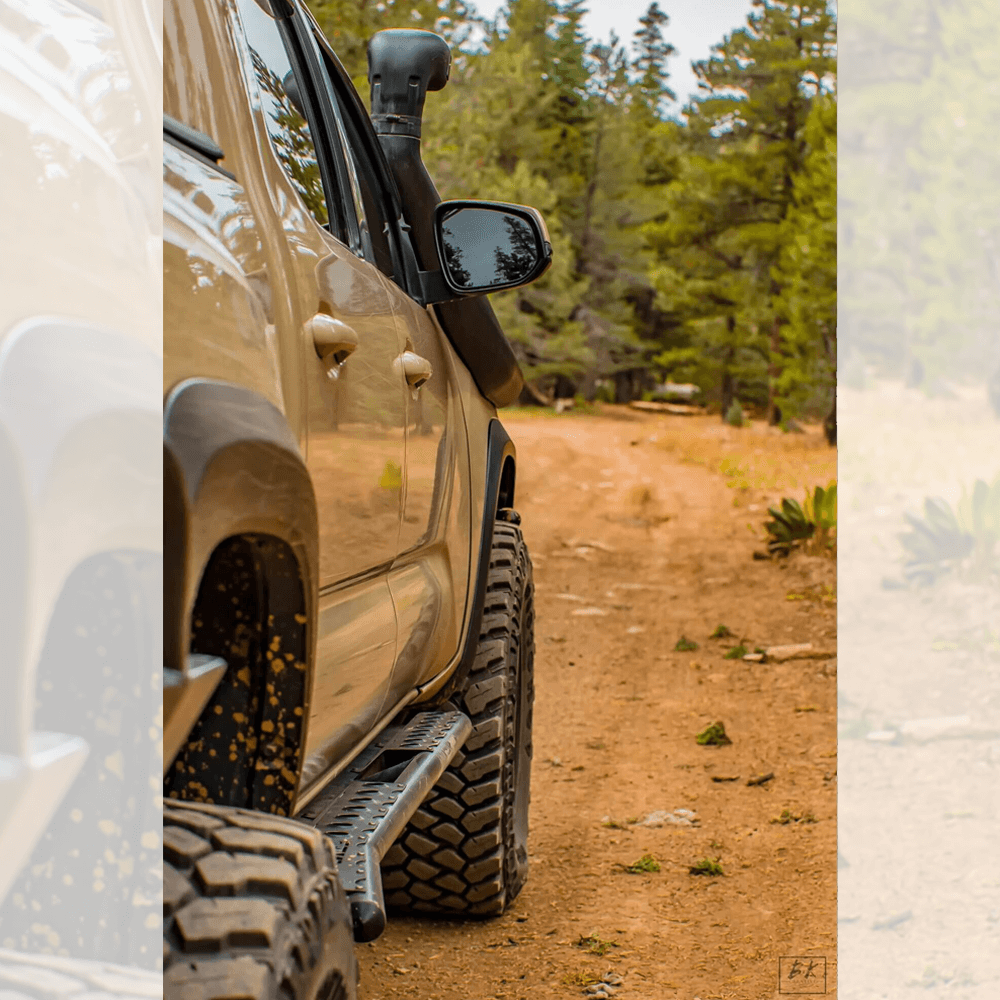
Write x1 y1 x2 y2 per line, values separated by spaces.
163 801 357 1000
380 521 534 916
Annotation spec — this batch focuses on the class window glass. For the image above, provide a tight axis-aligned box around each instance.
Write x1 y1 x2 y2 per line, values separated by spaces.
237 0 329 227
313 39 396 279
331 107 373 259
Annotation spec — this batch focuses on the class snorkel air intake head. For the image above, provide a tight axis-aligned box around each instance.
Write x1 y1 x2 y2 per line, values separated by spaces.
367 29 451 140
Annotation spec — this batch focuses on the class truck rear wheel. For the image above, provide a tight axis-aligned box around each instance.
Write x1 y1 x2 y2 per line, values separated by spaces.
380 520 535 916
163 801 357 1000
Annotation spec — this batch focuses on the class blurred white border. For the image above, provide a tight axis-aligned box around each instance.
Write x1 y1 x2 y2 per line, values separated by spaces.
839 1 1000 996
0 0 162 977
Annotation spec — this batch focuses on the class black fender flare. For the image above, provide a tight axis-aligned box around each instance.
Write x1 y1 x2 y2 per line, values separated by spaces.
427 418 516 704
164 378 319 702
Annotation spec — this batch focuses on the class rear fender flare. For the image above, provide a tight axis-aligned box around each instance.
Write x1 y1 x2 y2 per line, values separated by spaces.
164 380 319 798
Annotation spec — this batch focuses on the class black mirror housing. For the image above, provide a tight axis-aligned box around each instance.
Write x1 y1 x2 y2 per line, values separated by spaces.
432 201 552 299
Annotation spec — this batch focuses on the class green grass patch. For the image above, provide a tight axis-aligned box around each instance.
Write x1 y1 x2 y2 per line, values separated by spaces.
624 854 660 874
723 644 749 659
689 857 724 876
710 624 734 639
696 721 732 746
576 934 619 956
675 635 699 652
771 809 818 825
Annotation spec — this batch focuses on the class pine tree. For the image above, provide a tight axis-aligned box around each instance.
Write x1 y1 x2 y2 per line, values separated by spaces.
772 93 836 419
632 2 676 117
645 0 836 420
308 0 478 96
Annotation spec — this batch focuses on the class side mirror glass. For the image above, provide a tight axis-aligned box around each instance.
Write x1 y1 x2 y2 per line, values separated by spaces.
433 201 552 297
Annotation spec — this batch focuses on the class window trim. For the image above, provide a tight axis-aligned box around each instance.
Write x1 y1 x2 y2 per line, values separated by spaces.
273 9 367 255
302 16 417 292
272 13 360 249
235 0 356 247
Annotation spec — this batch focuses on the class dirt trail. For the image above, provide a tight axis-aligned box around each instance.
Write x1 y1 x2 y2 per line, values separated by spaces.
359 409 837 999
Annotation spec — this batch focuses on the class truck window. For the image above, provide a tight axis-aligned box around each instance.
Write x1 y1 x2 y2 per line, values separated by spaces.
236 0 339 237
310 34 397 281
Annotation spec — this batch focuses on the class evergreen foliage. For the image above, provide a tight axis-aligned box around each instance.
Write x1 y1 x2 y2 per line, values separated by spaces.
307 0 837 421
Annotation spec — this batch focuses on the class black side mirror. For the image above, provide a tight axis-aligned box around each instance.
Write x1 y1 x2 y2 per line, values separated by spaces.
433 201 552 298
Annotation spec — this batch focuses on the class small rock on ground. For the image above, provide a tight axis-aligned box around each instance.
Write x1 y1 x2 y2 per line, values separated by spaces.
583 971 624 996
641 808 698 827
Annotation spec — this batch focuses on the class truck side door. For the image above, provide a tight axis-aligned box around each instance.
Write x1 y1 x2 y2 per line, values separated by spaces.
307 27 474 703
229 0 409 801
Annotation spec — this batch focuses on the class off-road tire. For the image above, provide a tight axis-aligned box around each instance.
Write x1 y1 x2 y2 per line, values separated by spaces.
163 801 357 1000
380 520 534 916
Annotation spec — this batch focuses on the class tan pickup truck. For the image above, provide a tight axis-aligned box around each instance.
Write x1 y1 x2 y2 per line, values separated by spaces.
164 1 551 997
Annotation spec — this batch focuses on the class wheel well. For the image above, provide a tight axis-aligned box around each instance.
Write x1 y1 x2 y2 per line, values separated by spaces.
498 456 516 511
164 533 310 816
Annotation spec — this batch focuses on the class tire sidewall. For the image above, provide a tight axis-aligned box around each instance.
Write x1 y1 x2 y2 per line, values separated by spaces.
503 528 534 899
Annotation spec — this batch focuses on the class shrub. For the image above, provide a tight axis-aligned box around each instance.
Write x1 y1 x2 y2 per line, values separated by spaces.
689 858 723 876
724 399 745 427
765 482 837 556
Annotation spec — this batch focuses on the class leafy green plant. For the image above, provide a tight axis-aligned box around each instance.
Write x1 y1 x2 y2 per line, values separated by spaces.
689 857 723 876
765 482 837 556
625 854 660 874
696 721 732 746
710 624 734 638
804 481 837 540
765 497 812 554
723 643 748 659
899 474 1000 584
675 635 699 651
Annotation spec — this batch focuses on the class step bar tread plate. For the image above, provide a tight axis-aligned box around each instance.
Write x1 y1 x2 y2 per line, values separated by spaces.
299 709 472 941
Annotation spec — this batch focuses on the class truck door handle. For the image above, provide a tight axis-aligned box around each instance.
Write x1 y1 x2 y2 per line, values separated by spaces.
396 350 433 389
308 314 358 370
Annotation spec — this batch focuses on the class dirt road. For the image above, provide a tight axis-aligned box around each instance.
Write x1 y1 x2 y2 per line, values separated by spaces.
359 408 837 999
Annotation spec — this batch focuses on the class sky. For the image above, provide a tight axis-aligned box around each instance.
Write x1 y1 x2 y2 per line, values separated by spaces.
466 0 758 114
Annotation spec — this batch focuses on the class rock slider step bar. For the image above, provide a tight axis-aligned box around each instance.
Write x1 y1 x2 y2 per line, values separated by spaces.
299 710 472 942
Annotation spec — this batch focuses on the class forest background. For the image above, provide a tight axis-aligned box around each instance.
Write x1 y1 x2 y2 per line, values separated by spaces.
307 0 838 427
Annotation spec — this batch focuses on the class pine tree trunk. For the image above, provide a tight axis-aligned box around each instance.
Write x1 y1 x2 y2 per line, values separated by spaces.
767 315 783 425
720 329 736 421
824 394 836 446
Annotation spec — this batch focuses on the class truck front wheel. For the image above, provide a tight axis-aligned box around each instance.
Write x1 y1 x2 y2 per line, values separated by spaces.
381 520 535 916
